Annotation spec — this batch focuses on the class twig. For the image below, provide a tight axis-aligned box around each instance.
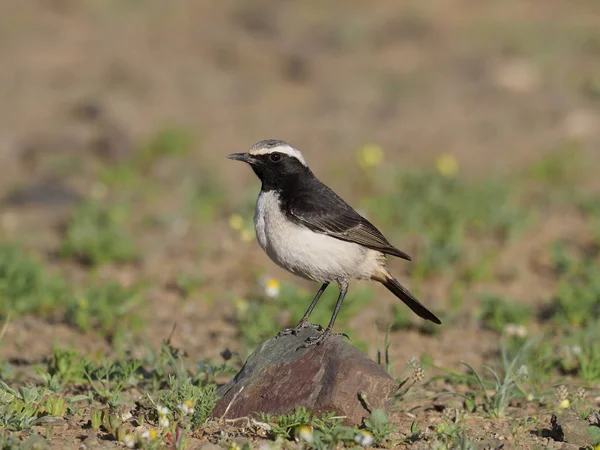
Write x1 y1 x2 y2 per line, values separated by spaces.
224 416 272 431
220 385 244 420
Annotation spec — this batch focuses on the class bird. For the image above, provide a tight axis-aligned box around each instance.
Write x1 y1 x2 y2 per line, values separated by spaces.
227 139 441 347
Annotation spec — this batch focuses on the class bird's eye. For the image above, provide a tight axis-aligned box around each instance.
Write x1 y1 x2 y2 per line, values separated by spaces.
270 153 282 162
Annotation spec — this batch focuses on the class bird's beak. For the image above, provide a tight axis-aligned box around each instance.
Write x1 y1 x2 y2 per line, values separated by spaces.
227 152 254 164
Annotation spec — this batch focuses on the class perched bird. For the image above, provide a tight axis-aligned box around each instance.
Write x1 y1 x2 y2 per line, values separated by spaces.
228 140 441 347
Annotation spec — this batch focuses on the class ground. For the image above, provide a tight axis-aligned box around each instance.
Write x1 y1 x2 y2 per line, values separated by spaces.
1 1 600 449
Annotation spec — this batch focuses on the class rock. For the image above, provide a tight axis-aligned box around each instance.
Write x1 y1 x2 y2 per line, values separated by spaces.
211 325 398 425
551 411 593 447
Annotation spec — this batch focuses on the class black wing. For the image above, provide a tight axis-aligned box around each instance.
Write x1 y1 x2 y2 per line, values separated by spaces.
283 179 411 261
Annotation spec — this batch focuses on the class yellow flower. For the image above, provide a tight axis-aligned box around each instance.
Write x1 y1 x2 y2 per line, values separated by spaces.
141 428 158 440
228 214 244 231
435 153 459 178
357 144 384 170
559 399 570 409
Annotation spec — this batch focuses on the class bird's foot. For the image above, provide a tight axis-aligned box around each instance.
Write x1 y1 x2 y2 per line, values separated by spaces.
277 321 322 337
299 329 349 349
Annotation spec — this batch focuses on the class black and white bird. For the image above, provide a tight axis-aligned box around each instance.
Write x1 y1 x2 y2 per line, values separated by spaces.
227 139 441 347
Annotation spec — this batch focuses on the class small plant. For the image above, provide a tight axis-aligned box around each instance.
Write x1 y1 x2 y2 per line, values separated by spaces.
564 326 600 383
527 142 582 185
60 201 137 266
171 273 206 298
65 281 143 340
155 375 217 430
458 344 530 418
41 347 91 389
548 244 600 329
432 409 468 447
395 357 427 402
0 382 72 431
585 410 600 446
259 408 359 448
362 169 528 277
0 243 71 317
479 293 533 334
363 409 396 444
135 127 194 170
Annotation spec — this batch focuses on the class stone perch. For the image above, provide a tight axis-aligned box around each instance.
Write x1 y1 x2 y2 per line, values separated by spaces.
211 326 398 425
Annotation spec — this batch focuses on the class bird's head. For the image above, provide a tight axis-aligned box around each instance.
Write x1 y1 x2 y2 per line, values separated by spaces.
227 140 311 190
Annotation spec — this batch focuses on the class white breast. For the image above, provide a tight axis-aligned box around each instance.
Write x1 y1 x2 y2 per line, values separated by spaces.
254 191 382 283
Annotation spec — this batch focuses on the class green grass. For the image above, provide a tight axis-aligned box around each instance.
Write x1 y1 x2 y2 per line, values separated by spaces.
66 281 144 344
59 200 137 266
98 127 195 189
363 170 529 278
547 243 600 329
478 293 533 334
0 243 71 317
0 242 144 344
257 407 395 448
1 341 224 447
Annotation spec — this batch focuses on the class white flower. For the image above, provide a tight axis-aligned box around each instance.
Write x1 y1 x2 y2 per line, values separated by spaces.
178 400 195 415
122 434 135 448
355 430 374 447
157 405 170 416
159 416 170 428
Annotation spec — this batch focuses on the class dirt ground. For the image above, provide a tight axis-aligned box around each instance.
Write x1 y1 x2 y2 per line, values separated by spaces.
1 1 600 449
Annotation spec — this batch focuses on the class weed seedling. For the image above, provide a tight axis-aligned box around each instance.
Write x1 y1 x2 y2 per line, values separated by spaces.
60 201 137 266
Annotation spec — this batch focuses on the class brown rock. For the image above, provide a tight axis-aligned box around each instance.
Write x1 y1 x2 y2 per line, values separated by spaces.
211 326 398 425
551 411 593 447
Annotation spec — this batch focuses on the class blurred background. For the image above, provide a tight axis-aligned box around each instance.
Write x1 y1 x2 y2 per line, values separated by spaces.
1 0 600 390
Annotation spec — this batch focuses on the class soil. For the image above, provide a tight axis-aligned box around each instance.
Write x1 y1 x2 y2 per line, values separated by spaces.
1 1 599 448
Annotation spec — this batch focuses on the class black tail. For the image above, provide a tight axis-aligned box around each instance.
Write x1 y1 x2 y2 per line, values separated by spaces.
381 277 442 325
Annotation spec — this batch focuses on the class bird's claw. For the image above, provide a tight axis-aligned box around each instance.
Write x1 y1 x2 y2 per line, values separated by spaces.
277 321 320 337
297 330 349 349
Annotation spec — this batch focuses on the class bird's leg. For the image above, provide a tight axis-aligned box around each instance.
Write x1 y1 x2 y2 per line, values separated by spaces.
277 282 329 337
301 280 348 347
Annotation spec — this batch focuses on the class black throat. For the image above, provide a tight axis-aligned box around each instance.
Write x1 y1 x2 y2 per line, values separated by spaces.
250 153 314 194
